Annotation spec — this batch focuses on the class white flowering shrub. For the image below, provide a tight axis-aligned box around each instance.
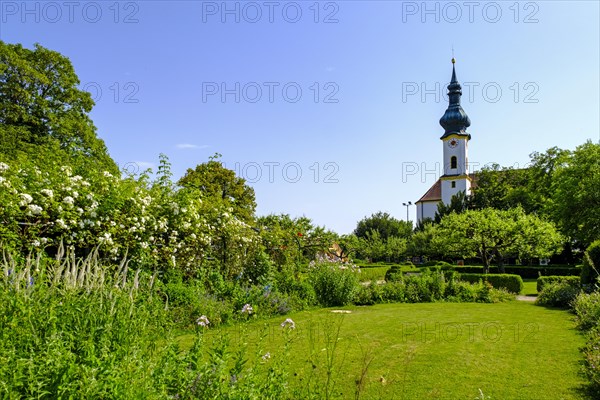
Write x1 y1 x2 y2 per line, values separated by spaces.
0 155 260 277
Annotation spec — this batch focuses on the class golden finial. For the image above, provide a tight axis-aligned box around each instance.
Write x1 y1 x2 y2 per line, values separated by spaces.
451 57 456 64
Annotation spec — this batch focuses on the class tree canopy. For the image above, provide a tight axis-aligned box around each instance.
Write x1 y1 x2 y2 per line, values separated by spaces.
354 211 412 240
428 207 563 273
551 141 600 247
0 41 117 173
178 154 257 223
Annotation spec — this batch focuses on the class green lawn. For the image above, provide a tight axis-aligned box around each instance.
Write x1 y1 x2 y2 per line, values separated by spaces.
358 266 389 282
179 301 587 399
523 279 538 296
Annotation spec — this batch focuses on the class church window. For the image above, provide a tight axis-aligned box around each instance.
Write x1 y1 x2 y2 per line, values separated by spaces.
450 156 457 169
451 181 456 188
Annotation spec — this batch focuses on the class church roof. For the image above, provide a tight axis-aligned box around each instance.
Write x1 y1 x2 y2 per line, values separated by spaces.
439 59 471 140
416 173 478 204
416 180 442 203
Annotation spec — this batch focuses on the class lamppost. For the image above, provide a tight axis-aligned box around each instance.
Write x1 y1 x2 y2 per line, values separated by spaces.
402 201 412 222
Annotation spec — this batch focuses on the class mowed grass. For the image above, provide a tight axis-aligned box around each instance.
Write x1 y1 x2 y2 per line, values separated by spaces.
523 279 538 296
179 301 587 399
358 266 389 282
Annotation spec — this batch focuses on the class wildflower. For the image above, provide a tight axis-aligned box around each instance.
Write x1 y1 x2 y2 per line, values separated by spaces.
262 352 271 361
281 318 296 329
241 304 254 315
56 219 68 229
40 189 54 198
63 196 75 205
27 204 43 216
32 240 41 247
19 193 33 206
103 171 113 178
98 232 113 246
197 315 210 327
70 175 83 183
0 162 9 173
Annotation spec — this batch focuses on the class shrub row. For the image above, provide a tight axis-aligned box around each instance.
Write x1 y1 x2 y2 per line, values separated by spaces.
457 273 524 294
537 275 581 293
355 271 514 306
423 265 581 278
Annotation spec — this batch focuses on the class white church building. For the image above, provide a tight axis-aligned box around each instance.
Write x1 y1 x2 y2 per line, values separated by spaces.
416 59 474 224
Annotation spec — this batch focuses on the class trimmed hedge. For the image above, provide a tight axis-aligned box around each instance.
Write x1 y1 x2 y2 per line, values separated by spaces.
423 265 580 278
537 276 581 293
458 273 524 294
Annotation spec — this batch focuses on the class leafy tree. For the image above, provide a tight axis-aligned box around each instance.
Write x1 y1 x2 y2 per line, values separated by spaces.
429 207 563 273
434 191 470 223
469 164 537 213
551 141 600 247
0 41 117 173
256 214 334 269
178 154 256 223
354 211 412 240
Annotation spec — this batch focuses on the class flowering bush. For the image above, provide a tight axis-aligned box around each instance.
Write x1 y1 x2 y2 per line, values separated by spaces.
0 156 260 278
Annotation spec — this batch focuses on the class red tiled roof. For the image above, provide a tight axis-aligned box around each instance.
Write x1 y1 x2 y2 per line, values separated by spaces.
416 179 441 203
415 173 478 204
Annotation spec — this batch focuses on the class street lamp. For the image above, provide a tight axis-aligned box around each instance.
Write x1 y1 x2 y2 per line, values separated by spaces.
402 201 412 222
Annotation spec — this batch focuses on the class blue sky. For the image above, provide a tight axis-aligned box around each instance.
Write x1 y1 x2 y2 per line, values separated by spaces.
1 1 599 233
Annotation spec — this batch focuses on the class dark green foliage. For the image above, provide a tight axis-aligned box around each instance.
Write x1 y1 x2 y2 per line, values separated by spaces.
537 276 581 293
425 264 580 278
535 282 580 308
582 240 600 286
354 211 412 240
0 41 117 173
458 273 524 294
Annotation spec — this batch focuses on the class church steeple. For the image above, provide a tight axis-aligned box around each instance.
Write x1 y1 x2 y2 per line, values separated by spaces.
439 58 471 139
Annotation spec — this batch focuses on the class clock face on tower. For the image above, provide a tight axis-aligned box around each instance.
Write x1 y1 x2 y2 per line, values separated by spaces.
448 139 459 148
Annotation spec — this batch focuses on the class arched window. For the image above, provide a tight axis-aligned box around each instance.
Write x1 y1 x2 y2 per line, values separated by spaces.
450 156 457 169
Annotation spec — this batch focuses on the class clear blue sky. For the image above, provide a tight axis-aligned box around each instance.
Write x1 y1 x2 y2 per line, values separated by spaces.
2 1 599 233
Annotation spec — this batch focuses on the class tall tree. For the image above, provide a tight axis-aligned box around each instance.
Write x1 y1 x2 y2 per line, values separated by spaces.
354 211 412 240
178 154 256 223
0 41 117 173
551 141 600 247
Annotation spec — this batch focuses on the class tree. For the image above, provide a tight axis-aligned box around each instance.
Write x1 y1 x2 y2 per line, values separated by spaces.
0 41 117 173
354 211 412 240
470 164 538 213
256 214 335 269
178 154 256 223
551 141 600 248
434 191 469 223
430 207 563 273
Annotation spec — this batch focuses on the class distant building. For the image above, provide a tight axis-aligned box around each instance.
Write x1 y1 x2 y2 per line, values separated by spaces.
416 59 473 224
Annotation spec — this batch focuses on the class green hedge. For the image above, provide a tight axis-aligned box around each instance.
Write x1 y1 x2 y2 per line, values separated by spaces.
423 265 580 278
537 276 581 293
458 273 524 294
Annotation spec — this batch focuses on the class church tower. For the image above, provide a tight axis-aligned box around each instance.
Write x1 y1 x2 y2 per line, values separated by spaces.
415 58 473 224
439 58 471 204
